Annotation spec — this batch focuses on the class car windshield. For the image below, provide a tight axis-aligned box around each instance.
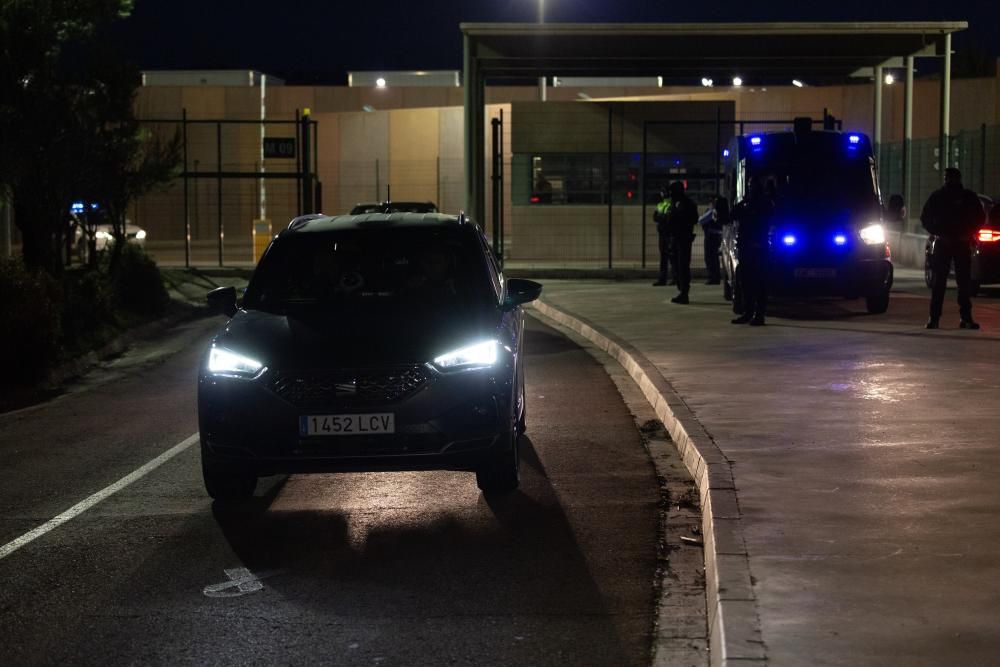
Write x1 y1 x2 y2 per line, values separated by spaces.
747 134 880 217
243 227 494 313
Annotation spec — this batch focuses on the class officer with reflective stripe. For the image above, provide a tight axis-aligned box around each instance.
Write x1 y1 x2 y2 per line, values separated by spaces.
652 186 674 286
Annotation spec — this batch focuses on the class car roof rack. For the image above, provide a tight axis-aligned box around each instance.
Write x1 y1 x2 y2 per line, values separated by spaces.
287 213 325 231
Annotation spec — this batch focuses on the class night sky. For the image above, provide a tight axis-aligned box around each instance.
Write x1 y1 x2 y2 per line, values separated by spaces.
116 0 1000 84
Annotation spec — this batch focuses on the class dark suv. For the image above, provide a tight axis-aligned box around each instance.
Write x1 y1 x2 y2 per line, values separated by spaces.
199 212 541 501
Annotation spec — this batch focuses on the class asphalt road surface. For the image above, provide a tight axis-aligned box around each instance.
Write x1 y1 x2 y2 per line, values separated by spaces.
0 318 661 665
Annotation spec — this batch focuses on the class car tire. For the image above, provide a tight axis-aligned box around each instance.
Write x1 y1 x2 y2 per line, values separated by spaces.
865 290 890 314
201 444 257 501
476 430 520 494
517 383 527 435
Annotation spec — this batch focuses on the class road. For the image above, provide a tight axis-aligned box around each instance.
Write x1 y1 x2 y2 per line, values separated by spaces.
0 318 664 665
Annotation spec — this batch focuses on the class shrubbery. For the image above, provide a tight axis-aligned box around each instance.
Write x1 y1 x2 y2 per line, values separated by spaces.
110 243 170 317
0 259 63 384
0 244 171 389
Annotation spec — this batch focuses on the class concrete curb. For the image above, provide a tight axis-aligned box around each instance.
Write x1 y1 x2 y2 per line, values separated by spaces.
529 298 766 667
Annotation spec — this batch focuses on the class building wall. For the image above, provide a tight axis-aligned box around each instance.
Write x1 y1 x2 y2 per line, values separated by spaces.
131 74 1000 265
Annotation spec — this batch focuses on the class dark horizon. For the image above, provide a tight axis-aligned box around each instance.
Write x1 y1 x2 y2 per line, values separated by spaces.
117 1 999 85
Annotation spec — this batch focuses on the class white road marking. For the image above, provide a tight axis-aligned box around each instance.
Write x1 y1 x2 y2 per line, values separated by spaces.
0 432 200 562
203 567 282 598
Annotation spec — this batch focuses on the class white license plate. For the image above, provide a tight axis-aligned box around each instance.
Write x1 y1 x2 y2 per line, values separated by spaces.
794 268 837 278
299 413 395 436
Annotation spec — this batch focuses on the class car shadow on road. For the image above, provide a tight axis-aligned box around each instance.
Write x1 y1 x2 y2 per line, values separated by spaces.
204 434 635 665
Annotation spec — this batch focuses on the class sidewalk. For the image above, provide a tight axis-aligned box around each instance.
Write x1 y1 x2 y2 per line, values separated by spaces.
529 274 1000 666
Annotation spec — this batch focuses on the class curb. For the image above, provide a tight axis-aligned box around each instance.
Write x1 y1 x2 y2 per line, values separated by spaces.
530 298 766 667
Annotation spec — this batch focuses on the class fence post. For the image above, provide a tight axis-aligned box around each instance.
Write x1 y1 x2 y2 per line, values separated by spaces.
982 124 988 194
301 109 313 213
216 120 223 267
640 120 647 269
607 104 613 270
182 109 190 268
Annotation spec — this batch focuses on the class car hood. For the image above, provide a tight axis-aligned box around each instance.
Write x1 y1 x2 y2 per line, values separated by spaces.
211 304 502 370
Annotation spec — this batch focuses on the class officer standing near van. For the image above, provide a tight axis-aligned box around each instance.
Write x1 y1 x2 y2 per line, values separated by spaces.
666 181 699 304
731 177 773 325
652 187 674 286
920 167 985 329
699 196 728 284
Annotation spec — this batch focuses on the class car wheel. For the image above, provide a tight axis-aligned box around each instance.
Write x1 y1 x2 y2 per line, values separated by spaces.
476 430 520 494
201 444 256 501
516 379 527 435
924 256 934 288
865 290 890 314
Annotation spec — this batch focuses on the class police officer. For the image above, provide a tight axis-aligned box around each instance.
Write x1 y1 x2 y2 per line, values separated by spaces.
699 196 728 284
652 187 674 286
730 177 773 326
666 181 698 304
920 167 985 329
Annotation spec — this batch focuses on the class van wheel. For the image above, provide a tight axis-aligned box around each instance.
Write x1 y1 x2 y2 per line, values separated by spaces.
865 290 890 314
731 267 744 314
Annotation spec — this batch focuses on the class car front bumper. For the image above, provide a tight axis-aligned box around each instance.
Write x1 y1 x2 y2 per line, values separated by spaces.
198 364 514 475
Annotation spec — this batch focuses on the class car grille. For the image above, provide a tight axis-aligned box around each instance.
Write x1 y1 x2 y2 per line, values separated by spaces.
270 365 430 407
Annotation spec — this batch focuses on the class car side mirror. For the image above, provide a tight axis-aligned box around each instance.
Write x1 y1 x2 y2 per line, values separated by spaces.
503 279 543 311
207 286 238 318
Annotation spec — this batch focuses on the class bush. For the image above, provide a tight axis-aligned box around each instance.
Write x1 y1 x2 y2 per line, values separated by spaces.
0 259 62 385
111 243 169 316
60 267 117 353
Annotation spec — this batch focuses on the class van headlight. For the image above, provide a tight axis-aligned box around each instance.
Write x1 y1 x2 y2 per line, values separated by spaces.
208 346 265 378
859 224 885 245
432 340 498 372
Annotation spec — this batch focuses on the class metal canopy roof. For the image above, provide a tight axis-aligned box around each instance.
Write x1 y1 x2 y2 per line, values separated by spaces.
461 22 967 82
461 21 968 226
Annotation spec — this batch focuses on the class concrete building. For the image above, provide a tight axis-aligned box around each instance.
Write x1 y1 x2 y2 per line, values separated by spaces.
113 66 1000 266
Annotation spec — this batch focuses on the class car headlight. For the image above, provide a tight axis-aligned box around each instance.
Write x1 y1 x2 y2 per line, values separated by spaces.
95 230 113 241
859 223 885 245
208 346 265 378
432 340 498 371
135 229 147 240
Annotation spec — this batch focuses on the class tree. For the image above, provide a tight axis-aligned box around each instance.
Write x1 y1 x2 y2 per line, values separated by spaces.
0 0 135 275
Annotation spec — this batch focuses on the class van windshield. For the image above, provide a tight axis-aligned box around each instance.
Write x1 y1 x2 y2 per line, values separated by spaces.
747 134 880 218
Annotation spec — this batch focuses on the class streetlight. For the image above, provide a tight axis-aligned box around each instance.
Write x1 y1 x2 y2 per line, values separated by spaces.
792 79 805 87
701 77 714 87
884 73 895 85
732 76 743 87
375 77 387 88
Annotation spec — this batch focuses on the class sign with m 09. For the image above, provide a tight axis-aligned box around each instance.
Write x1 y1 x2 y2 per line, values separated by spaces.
263 138 296 159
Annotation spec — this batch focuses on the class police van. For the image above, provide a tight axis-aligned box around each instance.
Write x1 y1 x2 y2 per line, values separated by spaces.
720 120 893 314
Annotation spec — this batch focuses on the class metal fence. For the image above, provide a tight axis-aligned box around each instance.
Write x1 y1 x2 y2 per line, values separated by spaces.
879 123 1000 233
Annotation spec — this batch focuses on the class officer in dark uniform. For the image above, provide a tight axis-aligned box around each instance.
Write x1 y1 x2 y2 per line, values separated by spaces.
920 167 985 330
699 196 728 284
652 187 674 286
730 177 773 326
666 181 699 304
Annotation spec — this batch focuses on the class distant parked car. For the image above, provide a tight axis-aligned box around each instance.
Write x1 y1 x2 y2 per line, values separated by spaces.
75 222 147 262
349 201 438 215
923 195 1000 294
